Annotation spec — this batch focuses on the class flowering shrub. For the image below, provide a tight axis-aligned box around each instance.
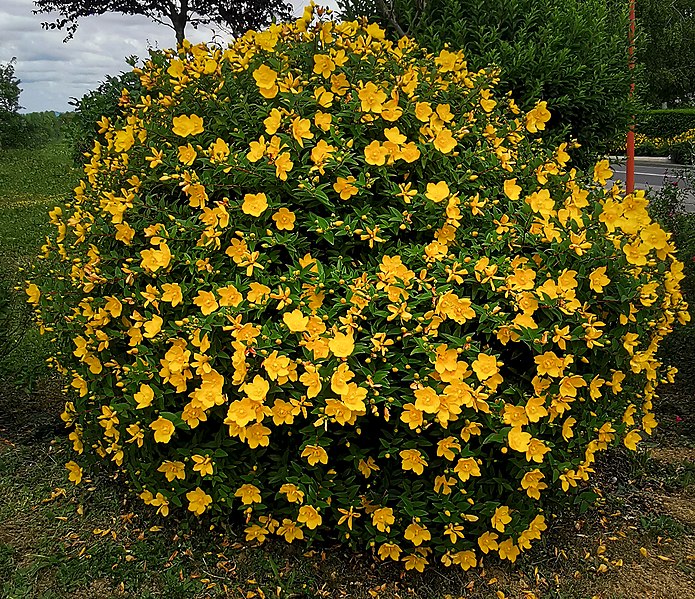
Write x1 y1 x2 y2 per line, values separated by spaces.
633 128 695 162
28 5 689 571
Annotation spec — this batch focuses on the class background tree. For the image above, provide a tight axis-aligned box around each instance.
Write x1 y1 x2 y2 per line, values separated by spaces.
339 0 635 163
33 0 294 45
637 0 695 106
0 58 28 150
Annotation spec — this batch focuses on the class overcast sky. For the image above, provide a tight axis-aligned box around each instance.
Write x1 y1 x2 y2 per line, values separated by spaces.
1 0 329 113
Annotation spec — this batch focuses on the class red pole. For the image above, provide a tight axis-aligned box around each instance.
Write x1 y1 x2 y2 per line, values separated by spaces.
626 0 636 193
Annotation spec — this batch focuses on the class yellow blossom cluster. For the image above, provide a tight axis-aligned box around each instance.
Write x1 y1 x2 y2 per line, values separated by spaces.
30 3 688 573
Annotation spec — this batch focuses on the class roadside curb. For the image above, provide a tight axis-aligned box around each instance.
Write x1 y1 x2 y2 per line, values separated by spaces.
609 155 695 169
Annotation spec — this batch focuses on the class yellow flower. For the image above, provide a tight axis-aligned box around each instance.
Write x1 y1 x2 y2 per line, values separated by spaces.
114 128 134 152
242 192 268 217
372 507 395 532
491 505 512 532
253 64 279 98
403 553 428 572
161 282 183 307
243 375 270 401
158 460 185 482
301 444 328 466
425 181 449 203
589 266 610 293
452 550 477 571
299 366 322 398
172 114 204 137
245 422 271 448
291 117 313 147
65 461 83 485
235 484 262 505
134 383 155 409
264 108 282 135
328 331 355 357
297 505 322 529
453 457 481 482
333 176 358 200
404 522 431 546
400 449 427 475
115 222 135 245
313 53 335 78
150 417 175 443
413 387 440 414
143 314 163 338
271 486 301 508
218 285 243 307
272 207 296 230
498 538 520 562
193 290 219 315
26 283 40 304
508 426 531 452
593 159 613 185
433 128 457 153
623 429 642 451
274 152 293 180
525 101 551 133
364 140 388 166
358 81 386 112
521 469 548 500
178 143 197 165
533 351 565 378
504 178 522 200
277 518 304 542
192 454 214 477
209 137 230 163
477 531 499 554
283 309 309 332
378 542 402 561
186 487 212 515
471 353 499 381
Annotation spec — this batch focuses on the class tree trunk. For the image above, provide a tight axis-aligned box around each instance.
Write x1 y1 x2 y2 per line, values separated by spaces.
169 0 187 46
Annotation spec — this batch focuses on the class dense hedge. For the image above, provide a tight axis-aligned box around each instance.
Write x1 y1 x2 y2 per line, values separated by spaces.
65 62 143 164
638 109 695 138
338 0 635 166
30 7 688 571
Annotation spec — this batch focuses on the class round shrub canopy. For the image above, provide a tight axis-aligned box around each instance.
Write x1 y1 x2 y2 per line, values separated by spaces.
30 4 689 571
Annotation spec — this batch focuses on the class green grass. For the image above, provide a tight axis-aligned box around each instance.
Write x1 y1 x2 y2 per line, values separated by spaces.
0 143 78 390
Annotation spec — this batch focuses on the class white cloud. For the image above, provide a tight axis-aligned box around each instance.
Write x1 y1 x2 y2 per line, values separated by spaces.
1 0 335 112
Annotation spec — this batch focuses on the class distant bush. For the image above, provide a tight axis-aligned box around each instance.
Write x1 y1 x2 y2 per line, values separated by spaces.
66 59 143 164
0 110 28 150
669 141 695 165
639 109 695 139
32 9 688 571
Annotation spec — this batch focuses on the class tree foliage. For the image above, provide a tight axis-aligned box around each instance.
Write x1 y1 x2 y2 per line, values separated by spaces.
636 0 695 106
338 0 635 163
33 0 294 44
0 58 28 150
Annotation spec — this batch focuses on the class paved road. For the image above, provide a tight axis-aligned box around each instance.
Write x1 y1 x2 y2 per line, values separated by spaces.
609 158 695 213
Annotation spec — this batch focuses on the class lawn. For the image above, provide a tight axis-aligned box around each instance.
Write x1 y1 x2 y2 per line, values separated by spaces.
0 143 693 599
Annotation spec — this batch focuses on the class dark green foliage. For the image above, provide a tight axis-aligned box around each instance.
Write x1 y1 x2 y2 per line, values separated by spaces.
637 0 695 106
338 0 634 165
638 109 695 138
66 62 142 164
669 142 694 165
647 169 695 367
